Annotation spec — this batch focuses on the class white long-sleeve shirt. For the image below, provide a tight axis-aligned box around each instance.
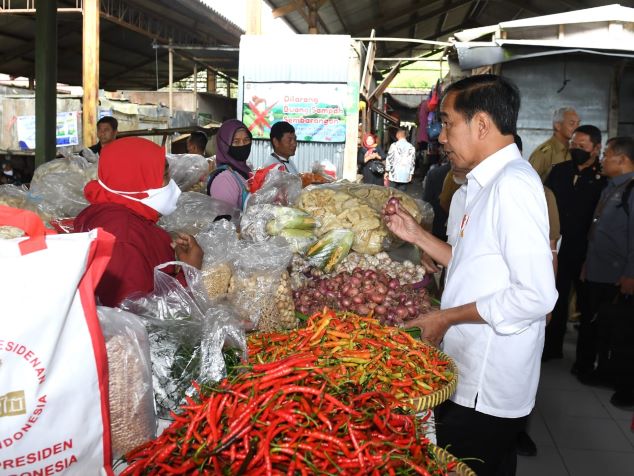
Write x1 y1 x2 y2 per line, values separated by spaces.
441 143 558 419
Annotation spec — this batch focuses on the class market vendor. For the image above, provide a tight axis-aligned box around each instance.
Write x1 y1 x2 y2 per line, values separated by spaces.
263 121 299 174
88 116 118 155
206 119 252 210
74 137 203 307
384 74 557 476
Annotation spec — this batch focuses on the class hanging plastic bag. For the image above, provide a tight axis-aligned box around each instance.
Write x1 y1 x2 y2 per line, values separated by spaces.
0 205 115 475
119 262 247 417
158 191 241 235
246 169 302 207
228 238 297 331
167 153 211 192
195 221 239 301
97 306 156 459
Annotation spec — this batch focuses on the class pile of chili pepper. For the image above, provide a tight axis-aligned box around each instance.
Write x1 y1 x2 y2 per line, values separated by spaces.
121 353 458 475
247 309 454 402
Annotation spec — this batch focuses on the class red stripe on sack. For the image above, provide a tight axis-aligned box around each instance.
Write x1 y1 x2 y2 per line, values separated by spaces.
77 228 116 474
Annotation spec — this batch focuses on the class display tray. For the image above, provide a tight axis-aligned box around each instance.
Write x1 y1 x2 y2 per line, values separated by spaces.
429 444 476 476
405 345 458 412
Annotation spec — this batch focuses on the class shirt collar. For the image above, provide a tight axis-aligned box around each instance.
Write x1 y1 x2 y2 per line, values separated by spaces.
272 152 289 163
609 170 634 187
466 143 522 189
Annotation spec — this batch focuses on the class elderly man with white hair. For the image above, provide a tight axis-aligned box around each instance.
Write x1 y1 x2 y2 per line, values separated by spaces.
529 107 580 182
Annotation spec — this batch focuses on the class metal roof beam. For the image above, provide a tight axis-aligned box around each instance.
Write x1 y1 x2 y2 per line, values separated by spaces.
377 0 474 37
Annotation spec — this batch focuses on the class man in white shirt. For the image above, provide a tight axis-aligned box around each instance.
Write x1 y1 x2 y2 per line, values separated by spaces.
263 121 299 175
385 128 416 191
384 74 557 476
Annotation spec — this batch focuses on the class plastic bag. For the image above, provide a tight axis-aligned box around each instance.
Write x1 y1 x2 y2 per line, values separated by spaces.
29 155 96 219
158 191 241 235
0 184 60 227
297 183 427 254
119 262 247 417
240 204 317 246
247 169 302 207
195 221 240 301
97 306 156 458
200 299 248 383
228 238 296 331
167 153 211 192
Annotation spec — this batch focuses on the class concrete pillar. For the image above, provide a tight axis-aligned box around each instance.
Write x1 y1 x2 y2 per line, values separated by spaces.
82 0 100 148
35 1 57 166
246 0 262 35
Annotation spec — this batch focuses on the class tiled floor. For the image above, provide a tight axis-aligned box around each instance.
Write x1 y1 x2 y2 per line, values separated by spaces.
517 325 634 476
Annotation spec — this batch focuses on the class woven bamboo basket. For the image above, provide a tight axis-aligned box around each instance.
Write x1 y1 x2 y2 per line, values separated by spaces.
406 346 458 412
429 444 476 476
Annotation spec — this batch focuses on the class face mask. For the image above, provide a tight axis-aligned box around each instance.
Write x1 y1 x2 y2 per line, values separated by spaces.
229 144 251 162
98 178 182 216
570 148 591 167
453 175 467 185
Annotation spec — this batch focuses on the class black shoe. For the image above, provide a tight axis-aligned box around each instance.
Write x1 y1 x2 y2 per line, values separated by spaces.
610 391 634 410
577 370 613 388
516 431 537 457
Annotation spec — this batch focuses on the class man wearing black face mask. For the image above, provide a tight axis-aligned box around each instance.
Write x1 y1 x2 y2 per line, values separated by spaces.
543 125 606 361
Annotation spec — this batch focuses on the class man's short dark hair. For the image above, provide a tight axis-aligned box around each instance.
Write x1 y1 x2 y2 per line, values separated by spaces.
442 74 520 135
97 115 118 131
188 131 208 152
573 125 602 147
607 136 634 162
270 121 295 143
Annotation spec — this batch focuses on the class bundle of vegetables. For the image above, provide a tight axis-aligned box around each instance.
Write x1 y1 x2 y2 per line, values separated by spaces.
292 268 433 326
304 228 355 272
265 206 317 254
248 309 453 401
122 352 460 475
290 252 426 290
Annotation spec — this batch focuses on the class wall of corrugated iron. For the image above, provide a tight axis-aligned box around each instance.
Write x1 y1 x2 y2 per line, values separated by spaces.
237 34 359 178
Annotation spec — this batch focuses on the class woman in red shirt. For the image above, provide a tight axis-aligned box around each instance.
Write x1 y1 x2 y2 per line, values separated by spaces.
75 137 202 307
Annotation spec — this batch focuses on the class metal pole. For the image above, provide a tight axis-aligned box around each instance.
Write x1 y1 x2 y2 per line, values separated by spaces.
168 38 173 118
83 0 100 147
193 63 198 123
35 0 57 167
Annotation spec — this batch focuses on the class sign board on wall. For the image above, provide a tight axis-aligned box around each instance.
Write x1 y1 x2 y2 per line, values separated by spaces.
16 111 79 149
242 82 347 143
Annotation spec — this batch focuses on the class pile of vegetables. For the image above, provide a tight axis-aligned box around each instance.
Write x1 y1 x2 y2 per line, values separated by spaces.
292 269 433 326
290 252 426 290
122 353 458 475
248 310 453 401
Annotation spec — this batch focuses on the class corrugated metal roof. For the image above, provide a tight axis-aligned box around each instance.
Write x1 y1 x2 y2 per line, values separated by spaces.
0 0 243 90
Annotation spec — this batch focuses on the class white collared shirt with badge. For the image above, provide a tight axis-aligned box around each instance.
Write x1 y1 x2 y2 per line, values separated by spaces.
441 143 558 419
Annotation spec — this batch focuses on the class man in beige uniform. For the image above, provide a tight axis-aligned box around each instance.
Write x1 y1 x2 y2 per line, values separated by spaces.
529 107 580 182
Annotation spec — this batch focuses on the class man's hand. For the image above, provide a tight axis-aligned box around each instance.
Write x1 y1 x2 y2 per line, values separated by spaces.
171 233 203 269
383 199 424 245
406 310 450 347
618 276 634 295
421 251 441 274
